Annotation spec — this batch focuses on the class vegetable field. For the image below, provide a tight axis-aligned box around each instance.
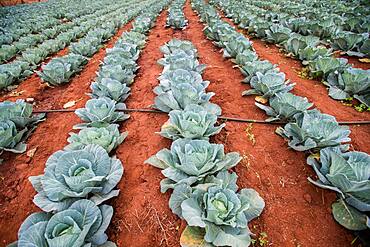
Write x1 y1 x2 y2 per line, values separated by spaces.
0 0 369 246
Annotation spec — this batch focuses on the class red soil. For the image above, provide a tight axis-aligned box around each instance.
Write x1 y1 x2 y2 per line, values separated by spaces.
0 0 44 7
0 1 369 247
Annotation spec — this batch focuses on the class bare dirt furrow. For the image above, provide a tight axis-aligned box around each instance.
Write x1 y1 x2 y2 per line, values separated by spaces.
108 10 181 247
0 22 133 245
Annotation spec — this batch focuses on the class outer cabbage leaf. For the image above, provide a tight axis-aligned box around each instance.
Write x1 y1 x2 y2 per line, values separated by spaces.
242 72 294 99
66 124 127 153
29 144 123 212
145 139 241 193
276 110 351 151
12 200 117 247
159 104 225 140
74 97 130 129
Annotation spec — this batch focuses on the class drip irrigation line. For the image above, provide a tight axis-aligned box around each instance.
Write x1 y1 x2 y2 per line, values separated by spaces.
32 108 370 125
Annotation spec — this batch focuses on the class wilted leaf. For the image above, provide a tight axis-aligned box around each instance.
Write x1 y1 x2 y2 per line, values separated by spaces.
332 200 368 231
63 100 76 109
180 226 212 247
8 90 25 97
359 58 370 63
27 147 38 158
255 96 268 104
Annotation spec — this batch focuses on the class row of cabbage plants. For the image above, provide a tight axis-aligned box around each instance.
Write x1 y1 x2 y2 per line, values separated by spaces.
210 0 370 110
211 0 370 57
166 0 188 30
0 0 146 90
146 38 265 247
7 2 169 246
0 0 119 46
35 0 156 87
0 0 125 65
191 0 370 244
0 100 45 160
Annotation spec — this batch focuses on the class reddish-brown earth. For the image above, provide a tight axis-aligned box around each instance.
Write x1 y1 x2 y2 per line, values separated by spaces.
0 0 44 6
0 0 369 246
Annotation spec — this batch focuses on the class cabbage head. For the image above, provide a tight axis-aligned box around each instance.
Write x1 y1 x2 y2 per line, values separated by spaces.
239 60 277 83
255 93 313 122
0 120 27 154
154 69 209 95
175 171 265 247
90 78 131 102
29 144 123 212
74 97 130 129
307 147 370 231
11 199 116 247
325 68 370 107
145 138 241 193
153 82 221 115
159 104 225 140
37 54 88 86
242 72 294 99
160 39 198 57
276 110 351 151
308 57 349 79
66 124 127 153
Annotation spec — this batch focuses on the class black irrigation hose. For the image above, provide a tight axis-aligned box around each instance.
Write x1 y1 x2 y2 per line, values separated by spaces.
32 108 370 125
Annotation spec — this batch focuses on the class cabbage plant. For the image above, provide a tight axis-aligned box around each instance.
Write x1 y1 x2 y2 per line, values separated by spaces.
160 39 198 57
145 138 241 193
297 46 332 65
70 38 101 57
234 50 258 66
223 36 252 58
154 69 208 95
37 54 88 86
308 57 349 79
0 120 27 154
158 51 206 74
159 104 225 140
307 147 370 230
276 110 351 151
11 199 116 247
121 31 146 49
90 78 131 102
97 64 135 86
0 99 45 129
74 97 130 129
175 171 265 247
242 72 294 99
325 68 370 107
265 24 292 44
331 32 367 56
153 82 221 115
66 124 127 153
255 93 313 122
239 60 277 83
29 144 123 212
284 35 320 57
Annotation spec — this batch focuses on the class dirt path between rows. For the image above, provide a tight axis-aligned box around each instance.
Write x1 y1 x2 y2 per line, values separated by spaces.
216 10 370 155
0 22 133 245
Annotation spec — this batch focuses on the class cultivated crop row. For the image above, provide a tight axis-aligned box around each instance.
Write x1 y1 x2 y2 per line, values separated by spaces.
6 1 169 246
0 0 128 65
211 0 369 57
192 0 370 241
166 0 188 29
0 0 150 90
146 38 265 247
210 0 370 110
